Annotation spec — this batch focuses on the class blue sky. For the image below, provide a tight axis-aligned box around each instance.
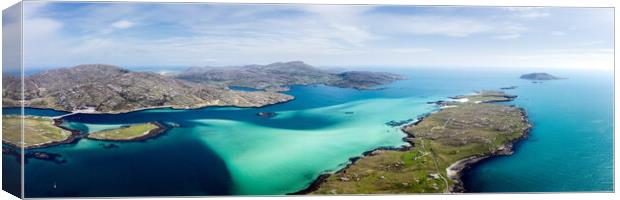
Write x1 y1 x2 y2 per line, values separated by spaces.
8 2 615 70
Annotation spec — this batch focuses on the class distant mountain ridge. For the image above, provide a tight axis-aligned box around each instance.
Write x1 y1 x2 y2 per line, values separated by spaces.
176 61 405 91
3 62 404 113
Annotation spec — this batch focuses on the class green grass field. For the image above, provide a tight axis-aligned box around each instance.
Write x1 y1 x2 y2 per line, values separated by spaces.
312 139 449 194
87 123 160 141
2 116 73 148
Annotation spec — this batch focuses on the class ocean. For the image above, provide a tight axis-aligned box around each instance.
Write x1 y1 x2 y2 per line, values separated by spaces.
1 68 613 197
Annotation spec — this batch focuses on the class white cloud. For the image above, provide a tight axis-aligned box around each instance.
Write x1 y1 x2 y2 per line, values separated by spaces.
504 7 550 19
389 48 432 54
374 15 493 37
551 31 566 36
110 20 135 29
542 48 613 54
2 3 22 70
20 3 495 67
24 18 63 40
369 13 532 40
495 33 521 40
22 17 66 67
496 48 613 70
18 3 613 71
298 5 376 46
578 41 606 46
22 1 49 18
520 11 550 18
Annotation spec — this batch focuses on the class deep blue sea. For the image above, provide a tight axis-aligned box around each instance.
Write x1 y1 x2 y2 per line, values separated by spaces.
1 68 613 197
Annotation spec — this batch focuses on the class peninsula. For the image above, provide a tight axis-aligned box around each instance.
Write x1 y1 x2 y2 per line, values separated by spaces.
2 116 75 149
307 90 531 194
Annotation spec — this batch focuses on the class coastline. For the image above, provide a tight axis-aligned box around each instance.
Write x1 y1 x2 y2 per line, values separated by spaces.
0 87 299 150
288 146 414 195
0 83 386 155
447 107 532 192
2 95 295 115
4 80 409 116
289 115 425 195
85 121 168 142
445 156 489 192
293 94 531 195
0 117 81 150
1 118 170 150
5 84 532 194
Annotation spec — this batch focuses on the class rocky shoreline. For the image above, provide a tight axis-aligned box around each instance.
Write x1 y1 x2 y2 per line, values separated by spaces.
289 145 414 195
99 96 295 114
446 107 531 192
9 94 295 115
0 117 81 150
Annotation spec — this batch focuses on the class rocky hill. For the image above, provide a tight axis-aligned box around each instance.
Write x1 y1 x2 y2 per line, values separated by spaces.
176 61 404 91
3 64 293 113
3 62 403 113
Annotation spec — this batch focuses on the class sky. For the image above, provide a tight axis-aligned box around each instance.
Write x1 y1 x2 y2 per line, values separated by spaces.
3 2 615 70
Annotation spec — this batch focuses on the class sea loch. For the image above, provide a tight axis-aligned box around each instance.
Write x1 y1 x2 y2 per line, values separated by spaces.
2 68 613 197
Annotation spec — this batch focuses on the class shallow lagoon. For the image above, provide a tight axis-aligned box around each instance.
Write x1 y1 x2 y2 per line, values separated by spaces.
2 68 613 196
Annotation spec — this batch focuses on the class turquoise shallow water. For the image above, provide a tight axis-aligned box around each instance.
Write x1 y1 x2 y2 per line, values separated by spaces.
1 68 613 196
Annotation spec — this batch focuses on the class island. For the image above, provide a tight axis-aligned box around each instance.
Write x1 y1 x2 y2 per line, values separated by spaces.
2 61 403 113
86 122 166 141
2 116 75 149
305 90 531 194
520 73 563 80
